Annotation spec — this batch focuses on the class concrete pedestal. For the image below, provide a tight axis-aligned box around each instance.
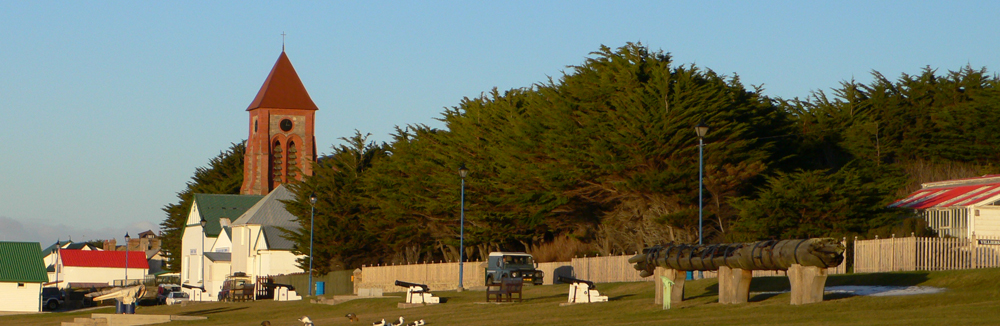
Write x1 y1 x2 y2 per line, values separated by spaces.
653 267 685 306
787 264 827 305
717 266 752 304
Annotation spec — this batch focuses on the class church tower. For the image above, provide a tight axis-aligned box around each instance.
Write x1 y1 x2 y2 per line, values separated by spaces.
241 51 318 195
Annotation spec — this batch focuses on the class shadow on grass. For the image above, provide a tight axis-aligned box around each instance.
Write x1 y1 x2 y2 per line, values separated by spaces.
180 306 249 316
826 272 930 287
701 271 932 302
608 294 635 301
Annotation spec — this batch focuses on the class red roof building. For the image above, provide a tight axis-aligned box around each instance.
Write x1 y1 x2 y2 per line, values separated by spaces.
55 249 148 288
59 249 148 269
892 175 1000 238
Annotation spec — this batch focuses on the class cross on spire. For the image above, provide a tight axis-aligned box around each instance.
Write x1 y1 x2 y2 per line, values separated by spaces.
281 32 287 52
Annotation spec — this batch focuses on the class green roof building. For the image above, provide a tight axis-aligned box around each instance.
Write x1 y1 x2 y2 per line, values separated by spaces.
0 241 48 312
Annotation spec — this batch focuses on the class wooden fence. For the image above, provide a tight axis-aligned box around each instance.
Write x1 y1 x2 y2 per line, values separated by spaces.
854 234 1000 273
356 249 848 293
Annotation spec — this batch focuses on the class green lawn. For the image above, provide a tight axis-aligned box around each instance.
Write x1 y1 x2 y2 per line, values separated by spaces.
7 268 1000 326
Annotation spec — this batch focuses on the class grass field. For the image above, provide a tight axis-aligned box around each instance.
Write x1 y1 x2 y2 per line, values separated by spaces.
6 268 1000 326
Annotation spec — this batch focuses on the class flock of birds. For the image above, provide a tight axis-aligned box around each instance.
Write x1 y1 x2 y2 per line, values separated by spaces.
260 315 425 326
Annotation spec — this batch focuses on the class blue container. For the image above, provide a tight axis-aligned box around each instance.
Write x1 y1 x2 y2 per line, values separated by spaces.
686 271 694 280
315 281 326 295
115 301 135 314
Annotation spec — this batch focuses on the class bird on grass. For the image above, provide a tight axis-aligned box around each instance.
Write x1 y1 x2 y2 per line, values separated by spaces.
372 318 387 326
391 316 405 326
261 322 271 326
346 312 359 322
405 320 425 326
299 316 314 326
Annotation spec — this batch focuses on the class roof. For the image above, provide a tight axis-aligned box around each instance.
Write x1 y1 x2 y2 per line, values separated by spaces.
59 249 149 269
138 230 156 238
232 185 301 230
204 252 232 262
0 242 48 283
262 226 296 250
246 51 318 111
891 175 1000 209
488 252 532 257
192 194 264 237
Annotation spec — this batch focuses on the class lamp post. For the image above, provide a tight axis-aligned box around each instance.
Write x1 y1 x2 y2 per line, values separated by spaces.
124 233 131 286
55 239 60 288
457 163 468 292
200 218 206 297
694 119 710 246
308 193 317 296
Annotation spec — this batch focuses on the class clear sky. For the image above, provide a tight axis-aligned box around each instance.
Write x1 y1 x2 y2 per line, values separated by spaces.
2 1 998 246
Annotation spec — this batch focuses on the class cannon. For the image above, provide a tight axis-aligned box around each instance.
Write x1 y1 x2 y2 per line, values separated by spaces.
395 280 438 305
394 280 429 293
557 276 596 289
557 276 607 304
628 238 844 277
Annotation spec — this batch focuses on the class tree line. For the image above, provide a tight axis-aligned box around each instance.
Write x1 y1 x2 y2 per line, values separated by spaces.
161 43 1000 273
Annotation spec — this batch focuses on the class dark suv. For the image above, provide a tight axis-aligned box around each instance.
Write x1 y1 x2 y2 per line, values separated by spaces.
42 287 65 311
485 252 544 285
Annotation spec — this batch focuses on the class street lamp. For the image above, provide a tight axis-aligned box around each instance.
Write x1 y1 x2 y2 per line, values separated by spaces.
458 163 468 292
308 193 317 296
200 218 207 296
694 119 710 246
123 233 131 286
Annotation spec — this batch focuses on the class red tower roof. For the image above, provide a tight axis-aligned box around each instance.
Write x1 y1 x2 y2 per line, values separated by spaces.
59 249 149 269
246 51 319 111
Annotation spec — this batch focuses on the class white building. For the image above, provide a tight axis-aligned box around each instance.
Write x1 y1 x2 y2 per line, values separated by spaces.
180 193 262 301
42 241 99 285
0 242 48 312
55 249 147 288
231 185 306 280
892 175 1000 238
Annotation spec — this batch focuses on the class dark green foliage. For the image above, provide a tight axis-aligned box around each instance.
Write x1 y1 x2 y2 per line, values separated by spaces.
159 142 245 272
729 161 908 241
867 217 938 239
285 43 793 268
169 44 1000 270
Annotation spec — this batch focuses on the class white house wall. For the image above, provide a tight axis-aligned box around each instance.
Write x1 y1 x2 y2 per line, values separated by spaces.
200 260 231 302
59 266 147 286
181 203 218 289
974 206 1000 237
262 251 304 276
231 225 249 276
0 282 42 312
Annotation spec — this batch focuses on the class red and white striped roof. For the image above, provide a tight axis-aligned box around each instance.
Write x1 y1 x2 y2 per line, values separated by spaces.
891 175 1000 210
59 249 148 269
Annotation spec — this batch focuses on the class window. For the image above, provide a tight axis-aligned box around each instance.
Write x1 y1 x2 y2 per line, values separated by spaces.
17 283 24 288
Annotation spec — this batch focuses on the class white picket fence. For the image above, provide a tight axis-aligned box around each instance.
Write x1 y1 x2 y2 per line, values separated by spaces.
853 234 1000 273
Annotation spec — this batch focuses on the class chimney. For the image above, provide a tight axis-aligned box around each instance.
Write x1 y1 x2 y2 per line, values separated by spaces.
104 239 117 251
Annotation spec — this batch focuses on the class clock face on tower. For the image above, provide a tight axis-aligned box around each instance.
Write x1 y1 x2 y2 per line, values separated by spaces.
280 119 293 132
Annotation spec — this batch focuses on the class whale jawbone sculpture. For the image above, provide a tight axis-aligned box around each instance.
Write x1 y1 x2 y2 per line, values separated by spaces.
628 238 845 277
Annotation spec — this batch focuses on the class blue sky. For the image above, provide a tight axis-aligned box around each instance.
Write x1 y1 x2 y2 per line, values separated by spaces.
2 1 998 245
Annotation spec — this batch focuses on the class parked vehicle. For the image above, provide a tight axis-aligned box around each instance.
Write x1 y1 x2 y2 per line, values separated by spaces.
156 284 181 304
165 291 189 305
485 252 544 286
218 272 255 302
41 287 65 311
